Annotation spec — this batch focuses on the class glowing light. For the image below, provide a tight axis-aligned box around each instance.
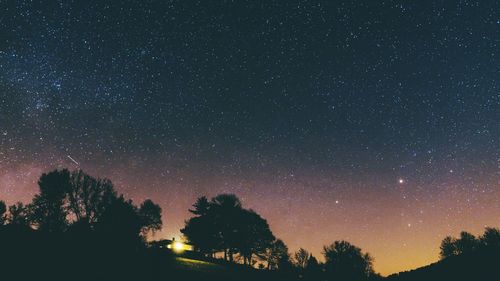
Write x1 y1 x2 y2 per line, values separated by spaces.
173 241 184 251
398 178 404 184
166 240 194 253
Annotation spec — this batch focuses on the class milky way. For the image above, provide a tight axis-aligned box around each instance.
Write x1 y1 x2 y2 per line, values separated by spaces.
0 1 499 275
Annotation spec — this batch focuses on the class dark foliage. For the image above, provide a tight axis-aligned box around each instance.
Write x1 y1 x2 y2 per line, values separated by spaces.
390 227 500 281
388 247 500 281
31 169 71 232
303 255 323 281
481 227 500 247
323 240 374 281
2 169 500 281
263 239 291 270
6 202 30 226
0 200 6 225
293 248 310 269
0 169 163 280
182 194 276 265
440 236 458 258
66 169 117 225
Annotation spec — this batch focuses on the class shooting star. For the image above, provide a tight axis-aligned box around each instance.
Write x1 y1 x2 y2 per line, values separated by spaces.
67 155 80 166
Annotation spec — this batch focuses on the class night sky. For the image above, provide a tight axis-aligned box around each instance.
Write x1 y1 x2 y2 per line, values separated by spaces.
1 0 499 275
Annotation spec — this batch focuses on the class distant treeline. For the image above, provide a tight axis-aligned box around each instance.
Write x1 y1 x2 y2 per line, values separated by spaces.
388 228 500 281
439 228 500 258
1 168 499 281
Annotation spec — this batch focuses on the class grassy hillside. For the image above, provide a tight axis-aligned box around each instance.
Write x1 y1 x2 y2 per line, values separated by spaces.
165 257 290 281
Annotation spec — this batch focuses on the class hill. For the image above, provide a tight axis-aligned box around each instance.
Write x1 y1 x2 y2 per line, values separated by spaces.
386 247 500 281
0 225 294 281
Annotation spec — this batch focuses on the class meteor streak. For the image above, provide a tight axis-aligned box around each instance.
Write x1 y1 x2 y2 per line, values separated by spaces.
67 155 79 166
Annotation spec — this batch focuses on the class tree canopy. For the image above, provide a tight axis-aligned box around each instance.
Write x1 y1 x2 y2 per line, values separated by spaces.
440 227 500 260
264 238 290 270
0 200 6 225
323 240 374 281
293 248 310 269
182 194 277 265
13 169 163 243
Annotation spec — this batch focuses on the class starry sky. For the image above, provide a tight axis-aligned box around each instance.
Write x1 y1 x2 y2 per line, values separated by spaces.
0 0 499 275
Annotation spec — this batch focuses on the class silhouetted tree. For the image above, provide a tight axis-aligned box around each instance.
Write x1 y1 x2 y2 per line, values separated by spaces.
304 254 322 280
388 228 500 281
30 169 71 232
235 209 275 265
480 227 500 247
97 195 143 247
0 200 6 225
211 194 242 210
96 195 162 245
185 196 215 257
66 170 117 225
182 196 221 256
323 240 374 281
455 231 478 254
293 248 310 269
182 194 276 264
211 194 243 261
26 168 163 246
139 199 162 235
440 236 458 259
264 239 290 270
189 196 210 216
440 229 499 260
182 213 220 256
307 254 319 268
0 168 166 281
7 202 29 226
